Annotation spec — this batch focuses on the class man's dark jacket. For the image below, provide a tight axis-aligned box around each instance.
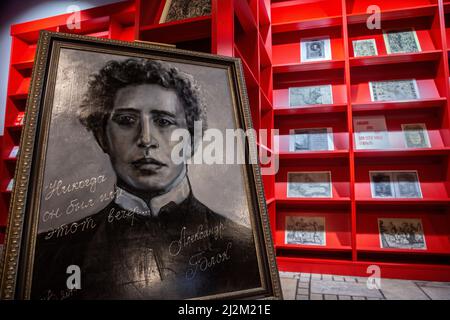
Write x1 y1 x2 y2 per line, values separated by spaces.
31 193 261 299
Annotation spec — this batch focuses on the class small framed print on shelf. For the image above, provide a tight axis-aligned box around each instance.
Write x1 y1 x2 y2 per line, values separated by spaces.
287 171 332 198
370 171 422 199
353 115 390 150
159 0 211 24
369 79 420 102
289 85 333 107
9 146 20 159
289 128 334 152
402 123 431 149
378 218 427 250
383 29 421 54
300 37 331 62
352 39 378 57
285 216 326 246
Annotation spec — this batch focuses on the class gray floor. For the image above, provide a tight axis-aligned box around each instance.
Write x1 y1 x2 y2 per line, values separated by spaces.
280 271 450 300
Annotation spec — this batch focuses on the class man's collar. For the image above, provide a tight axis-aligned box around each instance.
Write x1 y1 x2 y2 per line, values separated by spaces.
114 176 191 217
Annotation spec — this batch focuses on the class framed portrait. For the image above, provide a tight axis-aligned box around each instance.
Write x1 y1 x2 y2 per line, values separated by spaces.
383 29 421 54
378 218 427 250
288 128 334 152
288 85 333 107
300 37 332 62
352 39 378 57
287 172 332 198
159 0 211 24
369 79 420 102
0 32 282 300
285 216 326 246
402 123 431 149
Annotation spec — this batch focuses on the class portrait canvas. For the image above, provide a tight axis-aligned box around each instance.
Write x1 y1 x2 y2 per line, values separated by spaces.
159 0 211 23
369 79 420 102
300 37 331 62
287 172 332 198
378 218 427 250
402 123 431 149
352 39 378 57
0 32 281 300
288 128 334 152
383 29 421 54
285 216 326 246
289 85 333 107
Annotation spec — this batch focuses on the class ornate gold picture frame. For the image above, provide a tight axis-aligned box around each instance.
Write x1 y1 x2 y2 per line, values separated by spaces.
0 31 281 300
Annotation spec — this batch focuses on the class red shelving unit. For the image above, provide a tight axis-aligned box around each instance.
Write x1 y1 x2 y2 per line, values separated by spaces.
1 0 450 281
272 0 450 281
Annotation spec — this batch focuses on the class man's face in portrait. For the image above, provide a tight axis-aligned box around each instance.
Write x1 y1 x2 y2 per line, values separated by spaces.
102 83 188 194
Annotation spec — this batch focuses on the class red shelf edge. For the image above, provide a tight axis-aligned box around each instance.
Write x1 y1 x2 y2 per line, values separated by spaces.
273 60 345 74
350 50 443 67
355 198 450 206
277 150 349 160
276 244 352 253
274 104 347 116
354 148 450 159
357 247 450 256
276 198 352 205
352 98 447 112
234 44 259 88
272 15 342 34
347 4 439 24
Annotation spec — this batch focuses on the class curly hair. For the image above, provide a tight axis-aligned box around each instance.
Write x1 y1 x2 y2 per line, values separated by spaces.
78 58 207 148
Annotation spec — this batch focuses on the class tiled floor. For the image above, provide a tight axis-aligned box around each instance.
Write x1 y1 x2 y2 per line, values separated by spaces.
280 271 450 300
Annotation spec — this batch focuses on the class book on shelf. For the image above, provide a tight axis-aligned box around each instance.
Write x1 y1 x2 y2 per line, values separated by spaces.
285 216 326 246
289 85 333 107
353 39 378 57
287 171 332 198
289 128 334 152
378 218 426 250
369 171 422 199
354 115 390 150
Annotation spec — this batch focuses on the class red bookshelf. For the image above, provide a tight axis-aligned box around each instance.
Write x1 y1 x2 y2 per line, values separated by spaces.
271 0 450 282
2 0 450 281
